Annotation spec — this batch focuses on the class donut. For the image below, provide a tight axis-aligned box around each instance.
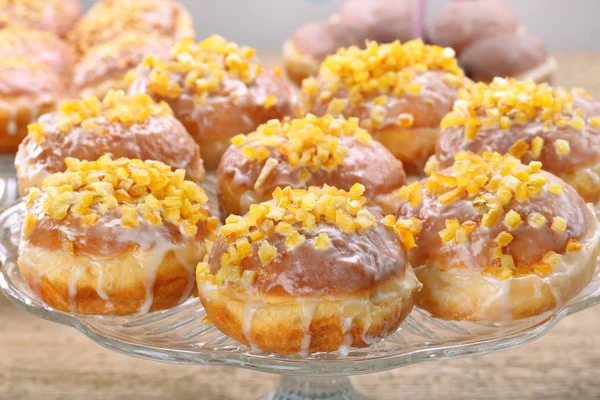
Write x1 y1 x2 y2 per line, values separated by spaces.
300 40 468 174
68 0 193 54
19 156 218 315
0 0 81 38
197 184 421 355
459 34 551 83
0 56 70 153
283 0 413 86
128 35 296 171
397 151 599 322
426 0 520 54
217 114 406 218
74 31 174 99
0 27 76 77
434 78 600 203
16 90 204 196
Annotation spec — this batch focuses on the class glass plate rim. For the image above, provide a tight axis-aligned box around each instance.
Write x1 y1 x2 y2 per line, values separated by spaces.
1 200 598 376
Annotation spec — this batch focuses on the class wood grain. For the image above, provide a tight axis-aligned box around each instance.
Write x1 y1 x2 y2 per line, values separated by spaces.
1 53 600 400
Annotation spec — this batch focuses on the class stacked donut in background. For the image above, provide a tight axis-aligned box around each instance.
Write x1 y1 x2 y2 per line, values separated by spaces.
284 0 555 86
8 0 600 357
0 0 194 153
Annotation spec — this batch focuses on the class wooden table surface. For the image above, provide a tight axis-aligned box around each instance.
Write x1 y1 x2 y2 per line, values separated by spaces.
2 53 600 400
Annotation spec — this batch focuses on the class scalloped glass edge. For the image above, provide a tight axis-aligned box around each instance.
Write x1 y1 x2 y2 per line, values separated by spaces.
1 200 599 376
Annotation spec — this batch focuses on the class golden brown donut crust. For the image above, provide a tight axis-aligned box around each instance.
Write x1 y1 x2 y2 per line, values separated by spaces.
74 31 174 98
397 153 599 321
0 0 81 37
427 0 520 54
198 185 420 354
19 156 216 315
16 111 204 195
459 34 549 82
68 0 193 54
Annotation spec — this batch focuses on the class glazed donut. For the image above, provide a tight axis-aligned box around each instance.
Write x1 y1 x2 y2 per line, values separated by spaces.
427 0 519 54
74 31 174 99
19 156 217 315
434 78 600 203
283 0 413 85
128 36 295 171
0 57 70 153
0 27 76 77
397 151 599 322
197 185 421 355
300 40 468 174
217 114 406 218
68 0 193 54
459 34 552 83
15 90 204 196
0 0 81 38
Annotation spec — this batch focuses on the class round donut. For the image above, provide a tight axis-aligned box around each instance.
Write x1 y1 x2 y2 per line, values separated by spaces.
0 27 76 77
300 40 468 174
19 156 218 315
434 78 600 204
68 0 193 54
217 114 406 218
16 90 205 196
198 184 421 355
128 36 296 171
427 0 520 54
459 34 550 83
74 31 174 99
0 56 70 153
397 151 599 322
283 0 413 86
0 0 81 38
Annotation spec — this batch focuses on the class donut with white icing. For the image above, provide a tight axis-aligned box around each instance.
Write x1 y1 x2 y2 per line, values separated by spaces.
434 78 600 203
128 35 296 171
397 151 599 322
300 40 468 174
68 0 193 55
0 0 81 38
217 114 406 218
74 31 174 99
18 156 217 315
198 185 421 355
283 0 413 86
15 90 204 196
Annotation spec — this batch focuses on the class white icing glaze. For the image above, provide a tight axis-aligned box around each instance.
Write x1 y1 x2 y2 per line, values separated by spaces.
298 299 318 357
67 267 84 312
7 108 17 136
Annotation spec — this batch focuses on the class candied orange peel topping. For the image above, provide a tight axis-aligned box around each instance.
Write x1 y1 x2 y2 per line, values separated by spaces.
440 78 595 143
302 40 465 106
198 184 419 288
232 114 372 172
25 156 216 237
401 151 578 279
135 35 269 106
27 90 173 142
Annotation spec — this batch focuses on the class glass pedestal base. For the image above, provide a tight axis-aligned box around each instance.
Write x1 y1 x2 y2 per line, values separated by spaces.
259 376 371 400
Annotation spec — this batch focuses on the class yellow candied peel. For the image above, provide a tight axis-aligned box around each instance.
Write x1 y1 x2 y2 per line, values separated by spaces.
197 184 420 287
134 36 274 108
231 114 372 173
24 156 216 238
27 90 173 143
440 77 595 147
400 151 580 279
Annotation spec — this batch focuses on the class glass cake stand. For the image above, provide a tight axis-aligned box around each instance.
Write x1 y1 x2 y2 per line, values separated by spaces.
1 190 599 399
0 155 19 205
